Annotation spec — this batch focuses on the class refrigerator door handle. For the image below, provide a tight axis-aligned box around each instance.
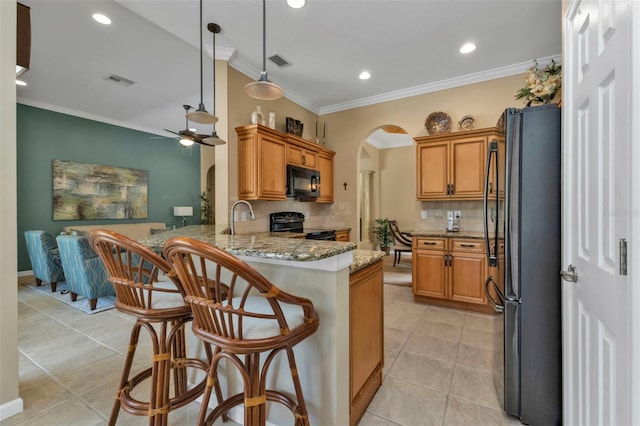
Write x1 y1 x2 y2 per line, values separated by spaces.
484 276 504 313
484 141 499 267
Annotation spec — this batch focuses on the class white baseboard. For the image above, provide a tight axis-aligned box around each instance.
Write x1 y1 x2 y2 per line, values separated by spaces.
0 397 24 421
17 270 33 277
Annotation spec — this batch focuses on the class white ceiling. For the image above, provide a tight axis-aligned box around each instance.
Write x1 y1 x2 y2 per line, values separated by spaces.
16 0 562 139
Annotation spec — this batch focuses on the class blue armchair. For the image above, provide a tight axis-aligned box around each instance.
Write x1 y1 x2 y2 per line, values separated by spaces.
24 230 66 292
56 235 115 311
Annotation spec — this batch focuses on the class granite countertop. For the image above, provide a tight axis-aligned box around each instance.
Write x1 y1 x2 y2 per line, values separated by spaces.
350 250 386 274
139 225 356 262
409 230 487 239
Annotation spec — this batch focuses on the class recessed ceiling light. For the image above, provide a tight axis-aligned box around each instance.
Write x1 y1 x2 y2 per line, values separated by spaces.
460 42 476 54
16 79 27 86
92 13 111 25
287 0 306 8
359 71 371 80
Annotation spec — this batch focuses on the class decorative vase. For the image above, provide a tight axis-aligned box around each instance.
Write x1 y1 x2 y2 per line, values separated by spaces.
268 112 276 129
251 106 265 125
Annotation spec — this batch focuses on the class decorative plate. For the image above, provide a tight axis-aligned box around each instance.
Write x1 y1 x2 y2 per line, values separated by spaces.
458 115 476 131
425 112 452 135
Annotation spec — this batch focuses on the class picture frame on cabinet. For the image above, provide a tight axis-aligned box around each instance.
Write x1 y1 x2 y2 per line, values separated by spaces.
285 117 303 137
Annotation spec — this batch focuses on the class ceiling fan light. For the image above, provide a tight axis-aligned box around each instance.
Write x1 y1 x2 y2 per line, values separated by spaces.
287 0 306 8
245 72 283 100
180 137 195 146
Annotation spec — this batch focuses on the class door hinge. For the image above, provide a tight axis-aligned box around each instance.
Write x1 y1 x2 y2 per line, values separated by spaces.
620 238 627 276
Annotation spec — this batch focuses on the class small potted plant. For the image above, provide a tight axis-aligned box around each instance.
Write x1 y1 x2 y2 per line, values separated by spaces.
373 218 393 255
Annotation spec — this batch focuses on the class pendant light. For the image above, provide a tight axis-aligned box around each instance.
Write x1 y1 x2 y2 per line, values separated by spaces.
186 0 218 124
202 23 226 146
244 0 283 101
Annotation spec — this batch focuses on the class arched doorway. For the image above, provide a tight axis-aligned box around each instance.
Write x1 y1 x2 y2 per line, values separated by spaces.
357 124 414 249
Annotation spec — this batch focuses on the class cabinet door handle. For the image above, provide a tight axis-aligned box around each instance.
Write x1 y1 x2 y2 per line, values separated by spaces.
302 155 306 165
460 243 477 248
450 183 455 195
423 241 437 246
489 182 493 194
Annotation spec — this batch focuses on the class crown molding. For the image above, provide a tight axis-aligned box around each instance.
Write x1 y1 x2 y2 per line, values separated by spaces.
319 54 562 115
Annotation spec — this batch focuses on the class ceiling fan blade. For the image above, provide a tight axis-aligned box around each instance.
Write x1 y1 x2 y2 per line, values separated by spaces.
164 129 181 136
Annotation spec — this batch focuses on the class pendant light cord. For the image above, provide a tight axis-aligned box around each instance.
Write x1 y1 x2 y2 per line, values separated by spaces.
199 0 204 105
212 24 216 130
262 0 266 73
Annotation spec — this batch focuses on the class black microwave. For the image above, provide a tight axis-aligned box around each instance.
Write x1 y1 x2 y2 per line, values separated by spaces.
286 165 320 199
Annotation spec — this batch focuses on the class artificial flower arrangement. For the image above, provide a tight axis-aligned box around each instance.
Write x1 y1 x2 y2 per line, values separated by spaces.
515 59 562 106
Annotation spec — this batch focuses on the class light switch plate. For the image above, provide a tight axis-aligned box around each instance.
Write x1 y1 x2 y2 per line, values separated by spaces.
454 210 461 219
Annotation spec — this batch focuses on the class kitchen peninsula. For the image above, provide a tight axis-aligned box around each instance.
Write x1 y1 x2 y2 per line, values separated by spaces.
139 225 384 426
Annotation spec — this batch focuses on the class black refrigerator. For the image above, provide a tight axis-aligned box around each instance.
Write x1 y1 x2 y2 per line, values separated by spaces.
483 104 562 425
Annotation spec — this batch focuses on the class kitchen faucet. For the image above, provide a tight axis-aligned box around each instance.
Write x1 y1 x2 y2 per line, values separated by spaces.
229 200 256 235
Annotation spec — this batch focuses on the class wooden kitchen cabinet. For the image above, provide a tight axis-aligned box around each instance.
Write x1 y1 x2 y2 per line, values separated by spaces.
449 239 486 305
415 127 504 201
412 237 447 299
412 236 502 313
237 125 287 200
236 124 335 202
350 259 383 426
335 230 350 241
285 135 318 169
316 150 335 203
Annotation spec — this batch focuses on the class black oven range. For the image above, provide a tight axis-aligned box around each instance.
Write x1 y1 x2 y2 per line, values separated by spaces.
269 212 336 241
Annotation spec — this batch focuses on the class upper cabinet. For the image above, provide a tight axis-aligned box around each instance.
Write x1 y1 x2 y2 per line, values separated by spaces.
237 125 287 200
285 135 318 169
316 150 335 203
236 124 335 202
415 127 504 201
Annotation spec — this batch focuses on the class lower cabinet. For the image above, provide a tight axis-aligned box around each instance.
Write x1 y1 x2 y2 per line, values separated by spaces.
412 237 501 313
335 230 350 242
350 259 383 426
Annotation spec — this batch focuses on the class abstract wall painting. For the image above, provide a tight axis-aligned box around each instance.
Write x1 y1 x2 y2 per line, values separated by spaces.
52 160 148 220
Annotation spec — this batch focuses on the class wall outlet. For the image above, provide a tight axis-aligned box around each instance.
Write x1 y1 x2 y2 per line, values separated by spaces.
454 210 461 219
447 211 454 220
421 210 428 220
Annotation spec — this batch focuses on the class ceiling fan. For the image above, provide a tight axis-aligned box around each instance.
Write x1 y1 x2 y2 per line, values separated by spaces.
164 105 218 147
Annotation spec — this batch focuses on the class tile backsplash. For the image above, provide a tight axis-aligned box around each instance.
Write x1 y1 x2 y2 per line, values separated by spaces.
230 200 352 234
414 200 503 233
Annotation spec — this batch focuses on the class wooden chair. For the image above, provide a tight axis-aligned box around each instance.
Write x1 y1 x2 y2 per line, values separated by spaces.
163 237 320 426
89 230 213 426
389 220 413 266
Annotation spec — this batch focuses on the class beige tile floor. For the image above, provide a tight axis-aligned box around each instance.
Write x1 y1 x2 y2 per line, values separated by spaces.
5 255 519 426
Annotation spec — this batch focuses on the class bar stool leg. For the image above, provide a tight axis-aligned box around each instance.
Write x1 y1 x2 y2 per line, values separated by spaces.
285 347 310 426
109 322 143 426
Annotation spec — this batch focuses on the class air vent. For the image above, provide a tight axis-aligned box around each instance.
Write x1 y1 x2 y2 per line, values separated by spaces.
105 74 135 87
268 54 292 68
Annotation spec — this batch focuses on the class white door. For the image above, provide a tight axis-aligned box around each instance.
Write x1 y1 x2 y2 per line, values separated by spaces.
562 1 634 425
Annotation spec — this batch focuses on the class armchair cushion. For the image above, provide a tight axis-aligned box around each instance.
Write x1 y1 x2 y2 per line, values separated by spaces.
24 230 65 286
56 235 115 300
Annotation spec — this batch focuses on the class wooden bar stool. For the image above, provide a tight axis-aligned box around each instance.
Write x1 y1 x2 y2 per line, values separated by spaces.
89 230 217 426
164 237 320 426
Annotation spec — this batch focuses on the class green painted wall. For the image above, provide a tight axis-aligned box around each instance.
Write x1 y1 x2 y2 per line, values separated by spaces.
16 104 201 271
